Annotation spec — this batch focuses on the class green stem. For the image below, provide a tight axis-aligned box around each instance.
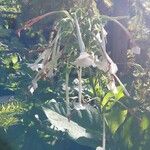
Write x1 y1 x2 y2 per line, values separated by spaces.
66 62 70 115
78 67 82 105
102 114 106 150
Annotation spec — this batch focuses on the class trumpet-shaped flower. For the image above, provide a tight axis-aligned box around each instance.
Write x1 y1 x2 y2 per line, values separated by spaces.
74 52 96 67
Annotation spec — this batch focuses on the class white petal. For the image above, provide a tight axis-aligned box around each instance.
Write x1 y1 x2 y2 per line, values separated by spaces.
29 81 38 94
73 78 79 84
29 87 34 94
96 146 103 150
109 62 118 74
75 52 96 67
62 83 70 91
102 26 107 37
95 56 109 72
35 114 39 120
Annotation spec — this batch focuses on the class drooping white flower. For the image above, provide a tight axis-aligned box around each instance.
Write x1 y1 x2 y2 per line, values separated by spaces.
27 29 62 93
75 16 85 53
74 52 96 67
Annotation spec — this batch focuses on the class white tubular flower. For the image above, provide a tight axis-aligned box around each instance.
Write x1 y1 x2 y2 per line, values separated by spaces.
75 16 85 52
94 26 129 96
74 16 96 68
107 76 118 94
74 52 96 67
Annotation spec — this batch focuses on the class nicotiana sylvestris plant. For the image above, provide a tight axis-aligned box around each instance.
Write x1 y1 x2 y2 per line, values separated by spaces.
20 8 134 150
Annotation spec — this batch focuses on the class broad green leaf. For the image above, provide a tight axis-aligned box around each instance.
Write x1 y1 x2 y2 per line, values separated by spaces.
101 86 125 110
43 107 91 139
106 108 128 134
43 107 101 148
140 115 150 131
42 101 101 148
122 117 133 148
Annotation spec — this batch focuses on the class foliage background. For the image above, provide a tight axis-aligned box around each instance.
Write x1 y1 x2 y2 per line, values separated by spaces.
0 0 150 150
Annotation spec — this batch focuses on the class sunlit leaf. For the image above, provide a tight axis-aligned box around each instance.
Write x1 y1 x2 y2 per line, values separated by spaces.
42 101 101 148
140 115 150 131
101 86 124 110
11 54 18 64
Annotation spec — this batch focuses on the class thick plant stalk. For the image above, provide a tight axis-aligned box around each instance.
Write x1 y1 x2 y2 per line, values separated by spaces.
65 66 70 115
78 67 82 105
102 114 106 150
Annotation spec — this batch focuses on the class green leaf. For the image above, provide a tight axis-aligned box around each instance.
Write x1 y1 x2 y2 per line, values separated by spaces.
114 86 125 100
42 101 101 148
101 86 125 110
11 54 18 64
140 115 150 131
122 117 133 148
13 63 20 70
101 91 114 108
106 108 128 134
